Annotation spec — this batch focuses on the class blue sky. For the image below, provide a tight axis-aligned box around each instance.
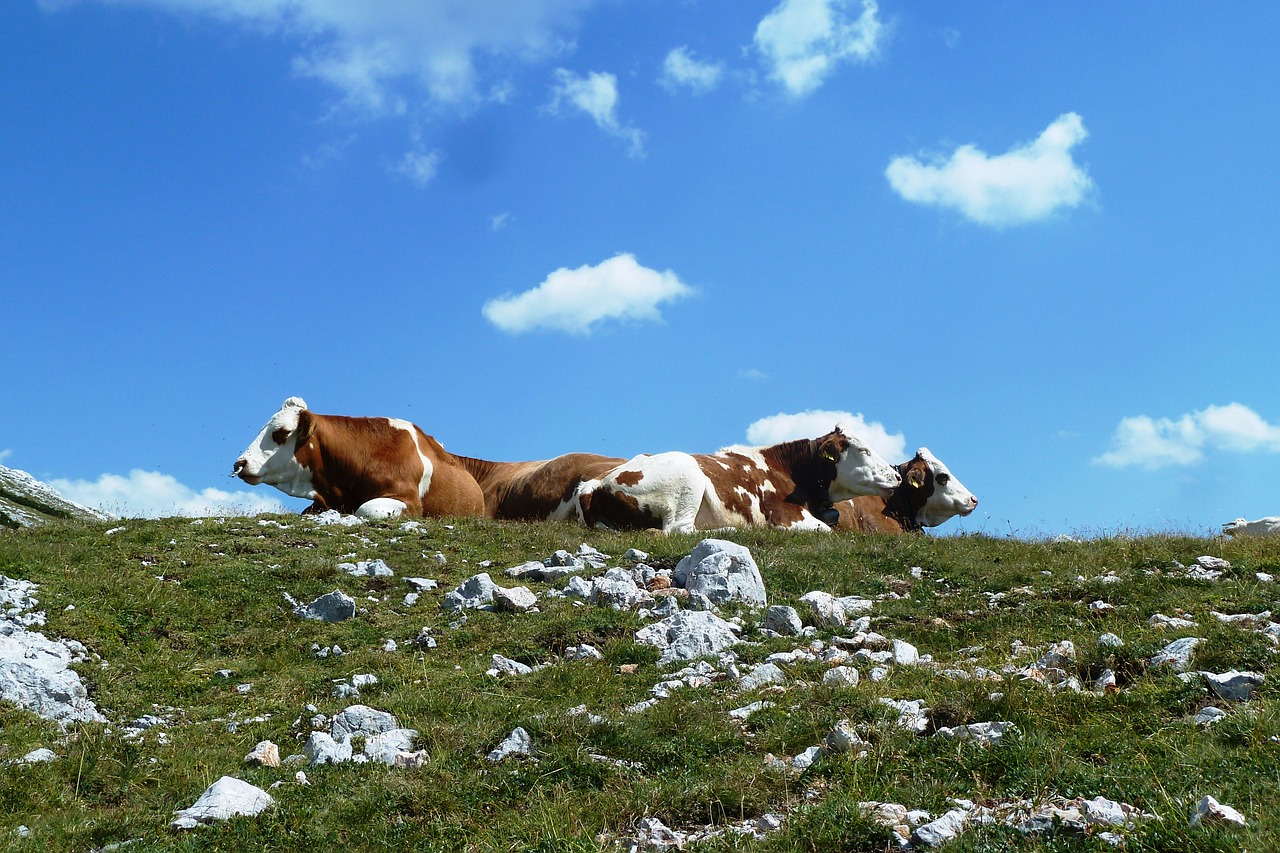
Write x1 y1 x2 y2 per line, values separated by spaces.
4 1 1279 536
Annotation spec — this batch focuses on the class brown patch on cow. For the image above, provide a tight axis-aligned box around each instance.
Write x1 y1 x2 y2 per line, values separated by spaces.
271 427 290 445
580 484 663 531
457 453 626 520
615 469 645 487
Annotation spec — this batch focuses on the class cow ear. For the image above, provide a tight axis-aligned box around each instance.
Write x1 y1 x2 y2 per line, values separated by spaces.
295 410 317 443
907 466 925 488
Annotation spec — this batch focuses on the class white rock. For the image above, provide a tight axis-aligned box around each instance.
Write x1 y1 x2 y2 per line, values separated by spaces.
340 559 394 578
1204 670 1265 702
634 610 742 666
823 665 860 687
493 586 539 613
912 808 968 846
824 719 869 755
740 662 786 690
487 727 533 761
1149 636 1203 672
1190 795 1247 828
673 540 767 608
799 591 846 627
934 722 1016 746
1193 706 1228 726
791 745 822 771
441 573 498 612
364 728 418 764
892 639 920 666
729 700 774 720
565 644 603 661
880 698 929 733
490 654 533 676
330 705 398 741
1098 632 1124 648
291 589 356 622
302 732 352 765
764 605 804 636
0 578 107 727
244 741 280 767
170 776 273 830
18 747 57 764
1150 613 1198 630
591 568 651 611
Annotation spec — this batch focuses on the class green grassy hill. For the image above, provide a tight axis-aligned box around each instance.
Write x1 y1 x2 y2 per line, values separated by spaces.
1 515 1277 851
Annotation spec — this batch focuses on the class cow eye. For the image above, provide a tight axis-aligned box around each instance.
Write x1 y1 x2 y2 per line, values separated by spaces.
271 428 290 445
936 473 950 486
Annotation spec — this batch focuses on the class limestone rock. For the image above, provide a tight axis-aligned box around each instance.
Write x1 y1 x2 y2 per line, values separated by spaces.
170 776 273 830
290 589 355 622
673 539 767 608
441 573 498 612
635 610 742 666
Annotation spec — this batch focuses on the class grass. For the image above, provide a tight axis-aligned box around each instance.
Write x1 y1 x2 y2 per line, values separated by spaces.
1 516 1278 852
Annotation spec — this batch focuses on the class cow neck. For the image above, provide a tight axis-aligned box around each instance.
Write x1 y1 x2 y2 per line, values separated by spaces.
761 438 831 502
881 461 926 532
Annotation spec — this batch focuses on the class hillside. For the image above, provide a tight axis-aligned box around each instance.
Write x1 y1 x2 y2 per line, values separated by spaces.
1 514 1278 851
0 465 112 528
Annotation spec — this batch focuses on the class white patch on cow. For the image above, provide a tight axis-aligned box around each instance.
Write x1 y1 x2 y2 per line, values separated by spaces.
356 498 408 519
914 447 978 528
233 397 318 500
829 434 901 501
786 514 831 532
717 446 769 472
593 452 710 534
388 418 433 499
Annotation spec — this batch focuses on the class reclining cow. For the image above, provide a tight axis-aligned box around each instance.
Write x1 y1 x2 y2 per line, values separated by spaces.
233 397 487 519
832 447 977 533
577 427 901 533
1222 517 1280 537
456 453 626 521
234 397 624 521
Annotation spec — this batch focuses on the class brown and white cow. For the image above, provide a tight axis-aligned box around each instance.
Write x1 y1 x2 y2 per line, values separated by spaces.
234 397 624 522
833 447 977 533
233 397 486 519
454 453 627 521
577 427 902 533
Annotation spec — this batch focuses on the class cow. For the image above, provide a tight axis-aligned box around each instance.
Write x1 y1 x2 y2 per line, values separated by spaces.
455 453 626 521
832 447 977 533
232 397 487 519
234 397 625 522
1222 517 1280 537
577 427 902 534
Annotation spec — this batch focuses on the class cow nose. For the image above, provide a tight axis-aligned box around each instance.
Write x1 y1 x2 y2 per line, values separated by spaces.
232 459 246 476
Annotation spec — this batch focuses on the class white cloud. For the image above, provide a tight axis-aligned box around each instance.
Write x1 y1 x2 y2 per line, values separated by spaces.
394 148 442 187
739 368 769 381
659 47 725 95
0 449 12 463
548 68 646 157
1093 403 1280 469
490 212 512 231
49 470 288 518
754 0 883 98
886 112 1095 227
746 409 906 462
43 0 594 115
482 253 693 335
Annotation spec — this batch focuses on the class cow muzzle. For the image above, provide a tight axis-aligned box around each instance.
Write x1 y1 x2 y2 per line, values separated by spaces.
232 459 260 484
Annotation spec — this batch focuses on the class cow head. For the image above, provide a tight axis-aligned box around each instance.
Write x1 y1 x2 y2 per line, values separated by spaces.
232 397 318 499
822 427 902 501
902 447 978 527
